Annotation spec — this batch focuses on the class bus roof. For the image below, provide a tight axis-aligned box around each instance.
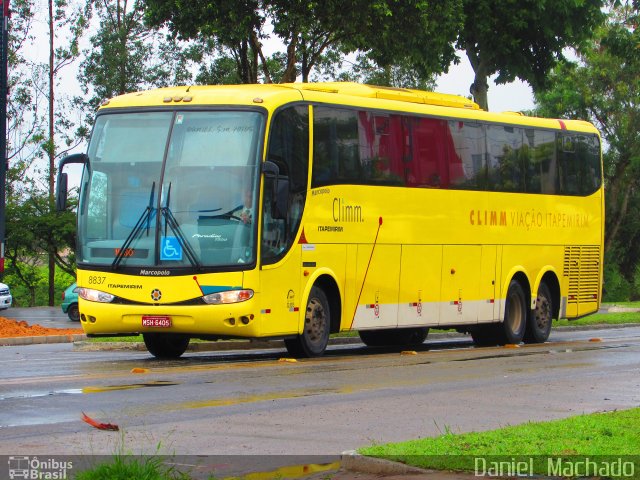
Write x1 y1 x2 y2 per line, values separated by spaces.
100 82 598 134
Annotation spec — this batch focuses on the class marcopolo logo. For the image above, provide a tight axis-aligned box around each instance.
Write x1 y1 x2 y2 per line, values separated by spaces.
8 456 73 479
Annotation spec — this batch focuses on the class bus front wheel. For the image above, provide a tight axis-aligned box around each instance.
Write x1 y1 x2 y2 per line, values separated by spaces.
143 333 190 359
500 280 527 344
284 286 330 357
524 283 553 343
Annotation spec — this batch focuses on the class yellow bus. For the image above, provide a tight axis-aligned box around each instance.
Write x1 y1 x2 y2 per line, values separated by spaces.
57 82 604 358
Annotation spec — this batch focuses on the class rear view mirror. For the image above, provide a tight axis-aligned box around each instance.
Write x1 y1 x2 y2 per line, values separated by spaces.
56 153 88 211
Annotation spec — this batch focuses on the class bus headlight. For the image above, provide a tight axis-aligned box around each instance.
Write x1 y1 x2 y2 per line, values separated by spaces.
203 289 254 305
76 287 115 303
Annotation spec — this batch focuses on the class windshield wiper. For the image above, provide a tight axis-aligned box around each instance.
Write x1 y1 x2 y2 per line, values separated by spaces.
112 182 155 270
160 182 201 269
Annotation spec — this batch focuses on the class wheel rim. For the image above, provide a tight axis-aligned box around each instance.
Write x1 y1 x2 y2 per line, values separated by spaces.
305 297 327 347
535 295 551 330
507 291 524 333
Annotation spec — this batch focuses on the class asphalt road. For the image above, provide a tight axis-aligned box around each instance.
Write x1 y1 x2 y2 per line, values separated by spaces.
1 325 639 478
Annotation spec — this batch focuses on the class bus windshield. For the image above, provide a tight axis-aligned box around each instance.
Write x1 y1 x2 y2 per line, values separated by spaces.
77 110 264 270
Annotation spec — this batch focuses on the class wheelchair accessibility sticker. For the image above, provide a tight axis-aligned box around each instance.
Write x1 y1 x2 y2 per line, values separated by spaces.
161 236 182 261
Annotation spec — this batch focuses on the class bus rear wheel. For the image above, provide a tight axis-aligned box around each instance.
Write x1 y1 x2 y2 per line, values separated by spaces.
524 283 553 343
359 327 429 347
284 286 330 357
143 333 190 359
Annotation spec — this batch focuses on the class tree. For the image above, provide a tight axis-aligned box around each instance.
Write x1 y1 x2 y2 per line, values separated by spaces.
43 0 89 305
3 0 82 304
143 0 461 85
458 0 606 110
534 2 640 298
314 52 437 90
77 0 193 111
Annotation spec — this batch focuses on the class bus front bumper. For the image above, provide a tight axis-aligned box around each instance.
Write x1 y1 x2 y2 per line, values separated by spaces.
79 299 262 338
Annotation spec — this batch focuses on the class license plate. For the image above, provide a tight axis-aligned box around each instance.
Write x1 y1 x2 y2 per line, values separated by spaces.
142 315 172 328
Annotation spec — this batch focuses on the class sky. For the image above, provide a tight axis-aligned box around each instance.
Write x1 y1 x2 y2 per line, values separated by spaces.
435 55 535 113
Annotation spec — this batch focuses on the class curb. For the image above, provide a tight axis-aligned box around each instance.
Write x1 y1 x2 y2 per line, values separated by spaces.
340 450 428 475
0 333 87 346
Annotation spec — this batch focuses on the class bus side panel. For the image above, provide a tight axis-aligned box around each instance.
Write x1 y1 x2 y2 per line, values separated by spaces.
439 245 481 325
397 245 442 327
478 246 498 323
351 244 400 329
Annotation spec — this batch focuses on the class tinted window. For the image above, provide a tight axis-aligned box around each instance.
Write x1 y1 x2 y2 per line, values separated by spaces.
404 117 452 188
558 133 602 195
448 121 487 189
487 125 525 192
311 106 601 196
263 105 309 263
312 107 359 187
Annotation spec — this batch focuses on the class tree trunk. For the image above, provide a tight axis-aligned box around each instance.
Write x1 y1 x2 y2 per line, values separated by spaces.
48 0 55 306
470 73 489 111
465 42 489 111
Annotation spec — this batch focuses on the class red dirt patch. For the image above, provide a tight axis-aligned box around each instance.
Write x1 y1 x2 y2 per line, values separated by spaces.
0 317 83 337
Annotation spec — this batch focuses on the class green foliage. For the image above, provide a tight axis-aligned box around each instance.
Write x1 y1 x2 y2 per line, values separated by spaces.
359 408 640 473
603 258 633 302
632 264 640 301
143 0 456 85
77 0 193 111
535 2 640 300
3 265 74 307
459 0 606 110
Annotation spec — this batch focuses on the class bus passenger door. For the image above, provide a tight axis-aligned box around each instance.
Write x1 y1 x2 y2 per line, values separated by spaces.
439 245 481 325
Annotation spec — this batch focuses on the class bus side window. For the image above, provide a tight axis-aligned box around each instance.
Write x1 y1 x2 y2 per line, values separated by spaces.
262 105 309 264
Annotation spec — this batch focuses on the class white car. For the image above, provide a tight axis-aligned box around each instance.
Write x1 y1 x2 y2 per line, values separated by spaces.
0 282 12 310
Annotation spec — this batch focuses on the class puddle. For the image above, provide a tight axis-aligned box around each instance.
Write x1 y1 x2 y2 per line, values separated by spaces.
81 380 178 394
179 385 355 410
164 457 341 480
0 381 177 401
220 460 341 480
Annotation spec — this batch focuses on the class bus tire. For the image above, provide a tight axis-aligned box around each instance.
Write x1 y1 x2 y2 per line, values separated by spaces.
359 327 429 347
143 333 190 359
524 283 553 343
284 286 330 357
500 280 527 344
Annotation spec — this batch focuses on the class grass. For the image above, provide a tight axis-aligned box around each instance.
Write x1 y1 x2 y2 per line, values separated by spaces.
75 455 190 480
555 311 640 327
359 408 640 475
604 301 640 308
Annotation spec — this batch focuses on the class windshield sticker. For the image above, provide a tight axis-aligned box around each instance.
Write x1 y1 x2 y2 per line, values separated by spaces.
175 114 184 125
160 236 183 261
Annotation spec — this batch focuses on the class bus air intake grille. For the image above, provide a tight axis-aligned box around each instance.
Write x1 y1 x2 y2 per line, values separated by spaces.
563 245 601 304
